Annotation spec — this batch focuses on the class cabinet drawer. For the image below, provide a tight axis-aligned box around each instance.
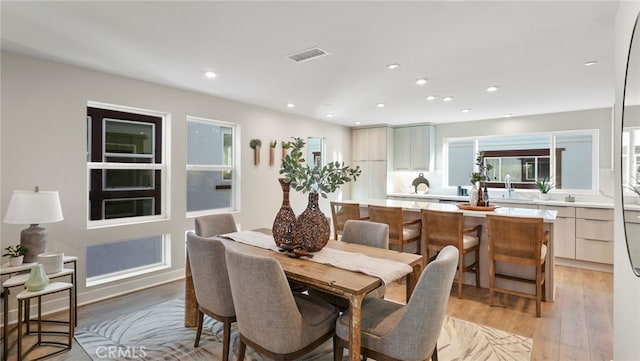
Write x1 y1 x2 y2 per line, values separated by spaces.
576 237 613 264
576 207 613 221
575 218 613 241
538 205 575 218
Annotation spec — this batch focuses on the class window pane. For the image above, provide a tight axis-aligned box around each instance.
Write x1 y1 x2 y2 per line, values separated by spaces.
187 170 232 212
479 134 550 151
86 235 164 278
187 121 233 165
104 169 154 189
555 134 592 189
104 198 154 219
105 119 154 160
447 139 474 186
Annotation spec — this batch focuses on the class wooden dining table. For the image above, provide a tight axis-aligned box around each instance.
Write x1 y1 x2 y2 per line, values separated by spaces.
184 229 423 361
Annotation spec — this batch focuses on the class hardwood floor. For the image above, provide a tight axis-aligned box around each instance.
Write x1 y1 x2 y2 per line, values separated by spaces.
2 265 612 361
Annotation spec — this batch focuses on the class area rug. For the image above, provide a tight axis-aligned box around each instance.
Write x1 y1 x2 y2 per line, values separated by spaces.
74 298 532 361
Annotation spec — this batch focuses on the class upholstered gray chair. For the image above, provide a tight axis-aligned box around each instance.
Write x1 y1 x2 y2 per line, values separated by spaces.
334 245 459 361
186 231 236 361
310 220 390 310
195 213 237 237
225 246 339 360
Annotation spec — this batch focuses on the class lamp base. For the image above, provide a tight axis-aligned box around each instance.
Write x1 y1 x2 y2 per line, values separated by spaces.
20 225 48 263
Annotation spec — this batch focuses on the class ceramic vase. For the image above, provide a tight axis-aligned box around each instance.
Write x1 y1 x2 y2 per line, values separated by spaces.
469 184 479 206
293 192 330 252
25 264 49 292
9 255 24 267
539 192 550 200
272 178 297 248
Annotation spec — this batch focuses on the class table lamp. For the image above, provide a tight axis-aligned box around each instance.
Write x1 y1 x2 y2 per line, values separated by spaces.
3 186 64 263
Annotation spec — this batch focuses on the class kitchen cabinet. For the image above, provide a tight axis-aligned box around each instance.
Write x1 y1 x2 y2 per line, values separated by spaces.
352 127 391 199
575 207 613 264
353 160 387 200
537 205 576 259
393 125 434 171
353 127 388 161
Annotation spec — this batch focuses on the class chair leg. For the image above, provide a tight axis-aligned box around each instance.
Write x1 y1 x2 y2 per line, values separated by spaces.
333 336 344 361
432 343 438 361
223 320 232 361
474 248 480 288
536 274 542 317
488 261 495 307
194 310 203 347
237 338 246 361
457 253 464 298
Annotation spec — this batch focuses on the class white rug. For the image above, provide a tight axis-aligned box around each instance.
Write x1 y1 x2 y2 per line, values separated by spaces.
74 299 532 361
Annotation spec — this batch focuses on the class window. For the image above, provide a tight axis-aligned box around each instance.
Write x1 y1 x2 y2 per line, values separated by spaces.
87 104 167 224
446 131 597 192
186 116 239 215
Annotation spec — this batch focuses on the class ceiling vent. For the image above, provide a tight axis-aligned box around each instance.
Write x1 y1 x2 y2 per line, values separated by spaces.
287 47 329 63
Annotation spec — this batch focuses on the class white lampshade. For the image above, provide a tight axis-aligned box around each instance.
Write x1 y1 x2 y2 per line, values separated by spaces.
3 189 64 225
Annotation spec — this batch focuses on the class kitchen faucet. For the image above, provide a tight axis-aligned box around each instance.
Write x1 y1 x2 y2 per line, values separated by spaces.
505 174 513 198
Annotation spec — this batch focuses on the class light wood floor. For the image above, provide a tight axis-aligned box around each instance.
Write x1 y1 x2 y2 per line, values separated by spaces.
2 265 612 361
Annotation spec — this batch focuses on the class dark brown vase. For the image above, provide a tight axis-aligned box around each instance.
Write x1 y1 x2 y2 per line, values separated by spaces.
272 178 296 247
293 192 330 252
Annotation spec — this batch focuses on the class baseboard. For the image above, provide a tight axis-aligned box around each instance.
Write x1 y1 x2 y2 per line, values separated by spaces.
555 257 613 273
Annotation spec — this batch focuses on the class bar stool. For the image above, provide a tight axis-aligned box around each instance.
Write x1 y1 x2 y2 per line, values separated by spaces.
368 205 421 254
16 282 74 361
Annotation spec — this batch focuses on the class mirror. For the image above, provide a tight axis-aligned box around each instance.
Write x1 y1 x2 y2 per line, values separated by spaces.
622 13 640 277
307 137 325 167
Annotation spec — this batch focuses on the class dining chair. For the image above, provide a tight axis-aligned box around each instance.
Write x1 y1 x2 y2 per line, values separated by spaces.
309 219 390 310
367 205 421 254
333 245 459 361
185 231 236 361
224 246 339 360
330 202 368 240
194 213 238 237
486 214 548 317
421 209 481 299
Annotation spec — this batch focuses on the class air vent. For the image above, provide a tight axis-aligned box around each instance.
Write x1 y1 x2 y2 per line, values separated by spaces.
287 47 329 63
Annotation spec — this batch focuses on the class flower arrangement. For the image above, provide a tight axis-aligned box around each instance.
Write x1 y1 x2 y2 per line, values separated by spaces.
3 244 26 258
469 152 493 185
534 177 554 194
279 137 361 198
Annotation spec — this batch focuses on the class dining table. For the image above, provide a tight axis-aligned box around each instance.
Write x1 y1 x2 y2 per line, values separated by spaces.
184 228 423 361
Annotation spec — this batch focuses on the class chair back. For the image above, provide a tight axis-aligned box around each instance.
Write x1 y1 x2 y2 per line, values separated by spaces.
330 202 362 240
421 209 464 248
195 213 237 237
185 231 235 317
486 214 543 264
224 246 304 352
386 245 458 360
341 220 389 249
367 205 403 242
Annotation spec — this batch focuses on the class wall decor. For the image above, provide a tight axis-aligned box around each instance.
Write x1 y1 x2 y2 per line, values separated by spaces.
249 139 261 166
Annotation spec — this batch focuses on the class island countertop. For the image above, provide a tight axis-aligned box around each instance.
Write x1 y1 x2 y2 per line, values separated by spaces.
340 198 557 222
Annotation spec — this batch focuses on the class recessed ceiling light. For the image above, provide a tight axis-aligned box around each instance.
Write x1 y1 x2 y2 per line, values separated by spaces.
325 113 334 118
461 109 470 113
415 78 428 85
503 113 513 118
204 71 217 78
286 103 295 108
584 60 598 66
355 121 361 125
425 95 436 100
486 85 499 92
376 103 385 108
442 96 454 102
387 63 400 69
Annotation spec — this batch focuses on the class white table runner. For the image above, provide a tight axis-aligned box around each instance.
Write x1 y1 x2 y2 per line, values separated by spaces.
220 230 413 285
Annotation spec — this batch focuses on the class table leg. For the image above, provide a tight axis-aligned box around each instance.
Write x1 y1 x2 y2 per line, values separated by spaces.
348 293 366 361
184 252 197 327
406 263 423 302
3 287 8 361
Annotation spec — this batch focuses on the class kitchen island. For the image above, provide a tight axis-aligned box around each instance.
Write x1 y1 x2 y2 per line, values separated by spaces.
339 198 558 301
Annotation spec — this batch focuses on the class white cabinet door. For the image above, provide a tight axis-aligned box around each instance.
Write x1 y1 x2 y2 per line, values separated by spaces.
553 216 577 258
368 160 388 199
368 127 388 161
410 126 430 170
352 129 369 161
352 160 369 200
393 127 410 170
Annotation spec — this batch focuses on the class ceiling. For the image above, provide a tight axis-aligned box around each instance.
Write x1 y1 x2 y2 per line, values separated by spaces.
0 1 619 127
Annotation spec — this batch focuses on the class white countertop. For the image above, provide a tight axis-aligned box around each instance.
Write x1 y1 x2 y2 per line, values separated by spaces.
387 192 614 209
344 198 557 221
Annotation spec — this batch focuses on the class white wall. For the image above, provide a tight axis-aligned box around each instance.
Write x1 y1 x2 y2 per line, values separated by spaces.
614 1 640 360
0 51 352 310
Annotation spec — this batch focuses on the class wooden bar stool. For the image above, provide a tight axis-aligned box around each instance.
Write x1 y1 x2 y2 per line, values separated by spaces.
330 202 368 240
16 282 74 361
368 205 421 254
421 209 481 298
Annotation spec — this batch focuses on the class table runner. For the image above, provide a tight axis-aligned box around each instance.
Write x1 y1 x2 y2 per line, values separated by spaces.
220 230 413 285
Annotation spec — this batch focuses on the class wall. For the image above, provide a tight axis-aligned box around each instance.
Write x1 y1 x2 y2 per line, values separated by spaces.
0 51 352 312
614 1 640 359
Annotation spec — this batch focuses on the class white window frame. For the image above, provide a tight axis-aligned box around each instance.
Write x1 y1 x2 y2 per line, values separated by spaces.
186 116 241 218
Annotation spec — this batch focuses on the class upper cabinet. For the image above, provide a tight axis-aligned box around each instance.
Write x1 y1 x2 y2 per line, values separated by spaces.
393 124 434 171
353 127 389 161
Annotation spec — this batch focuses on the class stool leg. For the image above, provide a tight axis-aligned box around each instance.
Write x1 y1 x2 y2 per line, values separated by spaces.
25 299 30 334
68 288 74 347
38 296 42 345
17 300 23 361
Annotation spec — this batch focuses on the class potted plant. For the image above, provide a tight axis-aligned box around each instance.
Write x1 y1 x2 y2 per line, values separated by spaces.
269 140 277 167
3 244 27 266
277 137 361 252
249 139 262 166
534 177 554 200
468 152 493 205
